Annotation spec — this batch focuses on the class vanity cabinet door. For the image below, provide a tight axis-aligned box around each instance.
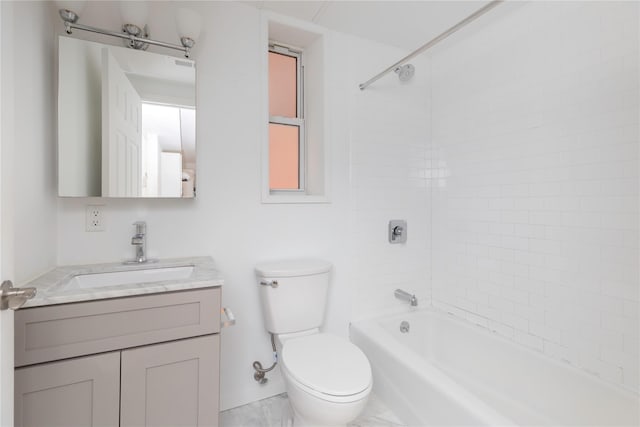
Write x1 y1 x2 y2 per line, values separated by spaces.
120 334 220 427
14 352 120 427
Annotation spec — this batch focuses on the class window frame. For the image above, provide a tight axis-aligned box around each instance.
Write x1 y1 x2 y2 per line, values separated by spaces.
268 43 306 193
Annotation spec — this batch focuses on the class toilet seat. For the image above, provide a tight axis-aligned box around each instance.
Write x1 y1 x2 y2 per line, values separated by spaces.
281 333 372 403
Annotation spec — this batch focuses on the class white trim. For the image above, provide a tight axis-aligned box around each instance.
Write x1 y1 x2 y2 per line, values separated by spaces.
0 3 15 425
269 116 303 126
265 194 330 204
260 11 331 205
259 13 270 203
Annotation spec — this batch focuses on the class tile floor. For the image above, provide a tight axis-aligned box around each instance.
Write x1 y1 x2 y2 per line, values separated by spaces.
220 392 406 427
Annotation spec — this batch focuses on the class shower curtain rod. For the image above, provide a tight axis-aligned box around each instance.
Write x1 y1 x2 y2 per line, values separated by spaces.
358 0 504 91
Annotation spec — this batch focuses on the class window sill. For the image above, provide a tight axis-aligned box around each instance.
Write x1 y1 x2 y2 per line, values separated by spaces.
261 193 330 204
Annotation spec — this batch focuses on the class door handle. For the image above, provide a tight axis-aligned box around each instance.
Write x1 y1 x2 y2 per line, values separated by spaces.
1 280 37 310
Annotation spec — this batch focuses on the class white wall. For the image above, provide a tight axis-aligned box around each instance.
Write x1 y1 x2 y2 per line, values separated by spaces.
52 1 427 410
430 1 639 392
1 1 58 285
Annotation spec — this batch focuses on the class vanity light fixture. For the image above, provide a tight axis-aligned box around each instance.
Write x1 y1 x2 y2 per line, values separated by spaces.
119 2 150 51
55 1 201 58
175 8 202 54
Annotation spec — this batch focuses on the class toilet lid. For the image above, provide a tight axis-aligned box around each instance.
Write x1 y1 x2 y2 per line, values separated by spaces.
255 259 332 277
281 333 372 397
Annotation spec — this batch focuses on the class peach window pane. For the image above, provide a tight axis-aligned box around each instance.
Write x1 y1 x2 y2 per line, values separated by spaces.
269 52 297 118
269 124 299 190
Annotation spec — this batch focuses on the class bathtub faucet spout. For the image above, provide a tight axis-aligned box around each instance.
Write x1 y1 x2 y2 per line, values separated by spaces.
395 289 418 306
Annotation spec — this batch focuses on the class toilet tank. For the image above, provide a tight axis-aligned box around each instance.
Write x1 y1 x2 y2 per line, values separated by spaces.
255 259 332 334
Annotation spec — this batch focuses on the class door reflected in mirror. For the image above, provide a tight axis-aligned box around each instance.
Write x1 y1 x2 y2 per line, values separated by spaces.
58 36 196 198
141 104 195 197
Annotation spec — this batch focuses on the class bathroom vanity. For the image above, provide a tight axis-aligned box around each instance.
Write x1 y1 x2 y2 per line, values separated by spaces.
13 257 225 427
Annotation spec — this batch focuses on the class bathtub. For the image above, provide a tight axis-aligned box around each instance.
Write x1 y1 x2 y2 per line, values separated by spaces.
350 309 640 426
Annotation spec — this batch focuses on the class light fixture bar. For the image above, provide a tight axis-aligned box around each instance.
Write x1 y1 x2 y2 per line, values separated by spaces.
63 21 193 58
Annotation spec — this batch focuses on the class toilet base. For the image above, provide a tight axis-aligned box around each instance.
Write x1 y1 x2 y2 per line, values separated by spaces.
284 374 370 427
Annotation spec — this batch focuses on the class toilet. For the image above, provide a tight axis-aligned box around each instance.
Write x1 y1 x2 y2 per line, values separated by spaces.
255 259 372 427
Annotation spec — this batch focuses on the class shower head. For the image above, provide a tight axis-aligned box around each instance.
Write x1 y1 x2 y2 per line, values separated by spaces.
394 64 415 82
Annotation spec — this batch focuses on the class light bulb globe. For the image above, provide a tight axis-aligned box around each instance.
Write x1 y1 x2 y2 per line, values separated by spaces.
175 8 202 44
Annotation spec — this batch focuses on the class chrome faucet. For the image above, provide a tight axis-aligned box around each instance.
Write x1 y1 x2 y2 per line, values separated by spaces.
395 289 418 306
130 221 147 263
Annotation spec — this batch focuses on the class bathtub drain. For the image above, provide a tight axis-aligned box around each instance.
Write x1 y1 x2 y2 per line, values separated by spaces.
400 320 410 333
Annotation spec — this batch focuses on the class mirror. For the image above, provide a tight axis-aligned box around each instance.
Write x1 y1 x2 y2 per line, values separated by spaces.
58 36 196 198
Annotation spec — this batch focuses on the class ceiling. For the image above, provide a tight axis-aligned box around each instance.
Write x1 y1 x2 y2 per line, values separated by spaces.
244 1 491 51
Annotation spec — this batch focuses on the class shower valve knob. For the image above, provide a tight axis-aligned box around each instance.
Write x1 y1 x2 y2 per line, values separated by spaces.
389 220 407 244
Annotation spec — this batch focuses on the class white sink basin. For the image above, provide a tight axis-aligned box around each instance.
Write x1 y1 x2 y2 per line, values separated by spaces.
66 265 195 290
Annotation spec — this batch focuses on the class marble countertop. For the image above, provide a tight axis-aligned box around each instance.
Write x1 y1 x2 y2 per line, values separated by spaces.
20 256 223 308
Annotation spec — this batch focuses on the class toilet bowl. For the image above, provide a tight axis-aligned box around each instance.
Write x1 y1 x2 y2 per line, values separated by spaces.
255 259 373 426
279 333 372 426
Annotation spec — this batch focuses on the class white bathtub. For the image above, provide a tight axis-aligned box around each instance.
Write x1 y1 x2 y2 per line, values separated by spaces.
350 309 640 426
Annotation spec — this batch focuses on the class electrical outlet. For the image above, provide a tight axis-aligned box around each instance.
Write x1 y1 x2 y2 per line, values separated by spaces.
86 205 105 232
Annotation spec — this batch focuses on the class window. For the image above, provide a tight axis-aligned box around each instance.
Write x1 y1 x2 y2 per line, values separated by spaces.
261 17 328 204
268 44 304 192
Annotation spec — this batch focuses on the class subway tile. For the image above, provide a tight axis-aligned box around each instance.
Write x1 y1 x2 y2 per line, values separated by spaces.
515 330 545 352
530 321 563 343
601 281 640 302
580 355 623 384
544 340 571 362
622 365 639 391
502 311 529 331
623 300 640 318
488 321 515 340
623 334 640 357
601 347 639 373
430 1 638 392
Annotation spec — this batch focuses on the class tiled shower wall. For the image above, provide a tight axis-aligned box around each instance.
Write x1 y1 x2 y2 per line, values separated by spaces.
350 38 431 321
430 1 639 391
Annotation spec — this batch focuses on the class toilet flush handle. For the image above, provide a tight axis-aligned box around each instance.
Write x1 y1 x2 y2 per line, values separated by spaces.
259 280 278 288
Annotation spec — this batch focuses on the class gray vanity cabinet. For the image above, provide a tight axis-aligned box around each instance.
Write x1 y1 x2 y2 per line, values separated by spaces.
14 287 221 427
121 335 220 427
15 352 120 427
